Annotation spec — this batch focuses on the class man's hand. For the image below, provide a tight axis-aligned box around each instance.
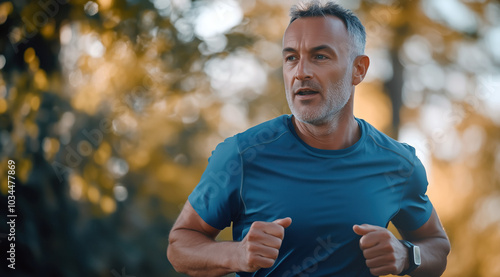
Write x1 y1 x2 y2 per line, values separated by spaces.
236 218 292 272
353 224 408 276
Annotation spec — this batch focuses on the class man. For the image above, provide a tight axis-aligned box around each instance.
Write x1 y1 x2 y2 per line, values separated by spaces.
167 1 450 276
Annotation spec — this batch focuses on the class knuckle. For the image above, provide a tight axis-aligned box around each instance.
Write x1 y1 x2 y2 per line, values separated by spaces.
252 221 264 229
270 224 283 234
365 260 372 268
247 233 256 241
247 243 257 253
247 230 259 241
276 239 283 249
382 243 394 252
359 238 366 248
277 227 285 237
247 255 256 265
271 248 280 259
249 221 261 229
263 259 275 268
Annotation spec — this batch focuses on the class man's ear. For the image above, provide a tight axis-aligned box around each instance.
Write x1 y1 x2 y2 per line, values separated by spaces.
351 55 370 86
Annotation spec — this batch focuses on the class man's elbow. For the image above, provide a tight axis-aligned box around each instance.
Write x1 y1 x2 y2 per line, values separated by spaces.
167 235 203 276
444 236 451 256
436 236 451 276
167 242 203 277
166 242 175 270
167 234 186 274
439 234 451 260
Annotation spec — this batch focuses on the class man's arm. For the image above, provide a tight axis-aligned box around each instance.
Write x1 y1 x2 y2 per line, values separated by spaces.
167 200 291 277
398 208 451 276
353 208 450 276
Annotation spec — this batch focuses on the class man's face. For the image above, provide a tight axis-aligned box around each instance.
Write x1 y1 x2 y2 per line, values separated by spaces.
282 16 354 126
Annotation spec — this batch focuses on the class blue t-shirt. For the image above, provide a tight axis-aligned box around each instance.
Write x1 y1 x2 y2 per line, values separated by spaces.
188 115 433 277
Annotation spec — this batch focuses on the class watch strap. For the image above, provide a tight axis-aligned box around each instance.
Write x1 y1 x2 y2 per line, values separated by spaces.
398 240 419 276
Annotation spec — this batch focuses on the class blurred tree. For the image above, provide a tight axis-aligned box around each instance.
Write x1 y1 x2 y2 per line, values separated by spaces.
0 0 262 275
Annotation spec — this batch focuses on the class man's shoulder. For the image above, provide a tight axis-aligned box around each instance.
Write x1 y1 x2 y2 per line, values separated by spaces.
360 118 417 164
232 114 290 152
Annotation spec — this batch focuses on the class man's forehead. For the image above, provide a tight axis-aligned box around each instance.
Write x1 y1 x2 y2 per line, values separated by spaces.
283 15 349 47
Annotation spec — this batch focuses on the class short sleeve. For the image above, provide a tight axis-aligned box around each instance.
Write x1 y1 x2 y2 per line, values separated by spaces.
391 153 434 231
188 135 243 230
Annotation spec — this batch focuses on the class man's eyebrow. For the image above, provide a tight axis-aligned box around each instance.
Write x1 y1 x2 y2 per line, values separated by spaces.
282 47 296 54
282 45 336 54
311 45 335 53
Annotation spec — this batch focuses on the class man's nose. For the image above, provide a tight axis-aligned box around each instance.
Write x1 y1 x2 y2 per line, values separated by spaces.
295 59 313 80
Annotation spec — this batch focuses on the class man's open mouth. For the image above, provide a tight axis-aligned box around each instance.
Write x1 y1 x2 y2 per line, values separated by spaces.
297 90 318 96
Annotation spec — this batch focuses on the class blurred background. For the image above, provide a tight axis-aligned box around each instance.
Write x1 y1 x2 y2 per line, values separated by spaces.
0 0 499 276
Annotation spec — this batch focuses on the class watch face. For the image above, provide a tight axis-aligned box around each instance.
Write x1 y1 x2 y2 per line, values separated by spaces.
413 245 421 265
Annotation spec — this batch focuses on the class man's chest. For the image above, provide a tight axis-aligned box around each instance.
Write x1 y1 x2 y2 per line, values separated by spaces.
236 156 408 242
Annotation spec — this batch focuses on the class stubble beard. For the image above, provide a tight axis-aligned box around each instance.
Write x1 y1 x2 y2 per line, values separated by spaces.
286 71 353 126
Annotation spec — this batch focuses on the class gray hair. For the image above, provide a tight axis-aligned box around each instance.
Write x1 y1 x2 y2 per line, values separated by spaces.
289 1 366 58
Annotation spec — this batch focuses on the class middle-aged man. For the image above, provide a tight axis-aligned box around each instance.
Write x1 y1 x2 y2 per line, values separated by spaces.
167 1 451 276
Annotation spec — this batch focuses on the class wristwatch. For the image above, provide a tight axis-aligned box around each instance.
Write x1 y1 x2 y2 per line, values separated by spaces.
398 240 421 276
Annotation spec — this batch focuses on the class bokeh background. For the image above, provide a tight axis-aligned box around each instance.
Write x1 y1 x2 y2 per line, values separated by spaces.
0 0 499 276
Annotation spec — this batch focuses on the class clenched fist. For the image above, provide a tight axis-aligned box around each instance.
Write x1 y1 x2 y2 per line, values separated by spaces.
353 224 408 276
236 218 292 272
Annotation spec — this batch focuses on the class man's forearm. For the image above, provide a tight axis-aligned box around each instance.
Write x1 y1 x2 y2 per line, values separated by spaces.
167 229 239 277
410 236 450 277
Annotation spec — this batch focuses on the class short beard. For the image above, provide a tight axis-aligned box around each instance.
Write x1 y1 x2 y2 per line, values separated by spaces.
287 70 352 126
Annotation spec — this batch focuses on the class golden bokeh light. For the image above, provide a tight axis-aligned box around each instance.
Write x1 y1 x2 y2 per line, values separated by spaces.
34 70 48 90
17 159 32 183
42 137 60 161
40 19 56 39
354 82 393 132
127 149 150 170
30 95 40 111
94 142 111 165
70 174 86 201
97 0 113 11
100 195 116 214
0 97 7 114
0 1 13 25
24 47 35 64
87 185 101 204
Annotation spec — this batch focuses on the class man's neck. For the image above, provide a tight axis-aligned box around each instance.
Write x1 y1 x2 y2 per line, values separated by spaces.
292 112 360 151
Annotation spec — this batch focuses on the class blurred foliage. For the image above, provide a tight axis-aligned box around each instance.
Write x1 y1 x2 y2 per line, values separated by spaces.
0 0 499 276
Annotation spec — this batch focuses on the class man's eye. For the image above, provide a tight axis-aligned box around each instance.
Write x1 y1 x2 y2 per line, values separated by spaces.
286 56 297 61
316 55 327 60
